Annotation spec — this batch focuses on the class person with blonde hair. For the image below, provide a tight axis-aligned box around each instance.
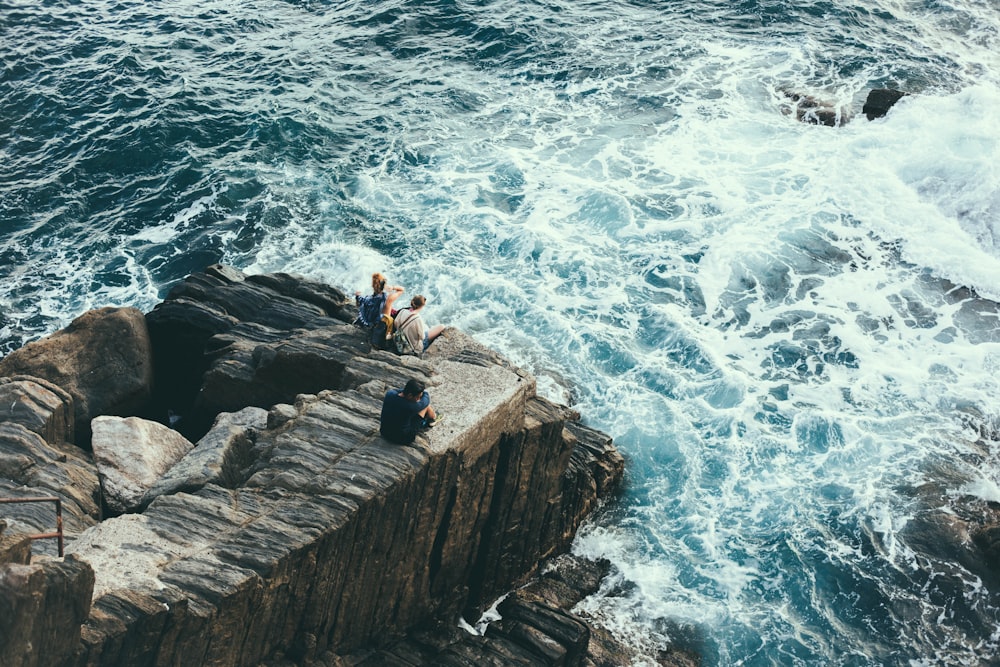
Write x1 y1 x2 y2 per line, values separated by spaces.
354 272 404 349
392 294 445 355
354 272 404 326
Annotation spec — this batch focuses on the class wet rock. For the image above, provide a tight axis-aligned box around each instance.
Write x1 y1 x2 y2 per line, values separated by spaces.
971 521 1000 585
779 90 849 127
863 88 908 120
91 416 195 514
0 307 153 447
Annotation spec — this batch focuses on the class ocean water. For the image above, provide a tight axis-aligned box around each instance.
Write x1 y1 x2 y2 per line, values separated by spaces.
3 0 1000 664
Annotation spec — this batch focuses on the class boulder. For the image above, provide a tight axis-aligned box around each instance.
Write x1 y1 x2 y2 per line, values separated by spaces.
0 375 75 445
192 324 364 431
91 416 195 514
0 307 153 447
145 266 354 440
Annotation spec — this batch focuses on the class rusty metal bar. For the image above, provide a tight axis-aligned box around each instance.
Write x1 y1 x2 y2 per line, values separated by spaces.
0 496 63 557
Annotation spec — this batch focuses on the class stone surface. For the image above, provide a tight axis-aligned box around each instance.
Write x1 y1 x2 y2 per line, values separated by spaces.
4 266 630 666
0 556 95 667
65 349 617 664
0 421 100 555
91 416 195 515
329 555 683 667
0 375 75 445
139 406 268 509
0 307 153 446
0 532 32 565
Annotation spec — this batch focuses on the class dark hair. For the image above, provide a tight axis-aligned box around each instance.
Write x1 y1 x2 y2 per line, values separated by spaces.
403 378 425 397
410 294 426 309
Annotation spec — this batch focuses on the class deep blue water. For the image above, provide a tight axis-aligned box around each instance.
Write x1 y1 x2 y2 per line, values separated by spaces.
3 1 1000 664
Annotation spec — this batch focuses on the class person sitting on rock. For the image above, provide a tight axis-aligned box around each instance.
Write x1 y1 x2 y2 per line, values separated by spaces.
392 295 445 355
380 378 441 444
354 272 404 328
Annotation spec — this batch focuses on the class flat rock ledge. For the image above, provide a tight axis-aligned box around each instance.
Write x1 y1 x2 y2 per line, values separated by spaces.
0 265 654 667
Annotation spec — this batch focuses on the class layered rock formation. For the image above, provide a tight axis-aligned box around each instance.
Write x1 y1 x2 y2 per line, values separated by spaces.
0 265 631 666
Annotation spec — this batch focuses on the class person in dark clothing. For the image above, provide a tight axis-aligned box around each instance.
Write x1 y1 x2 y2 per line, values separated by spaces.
379 378 441 444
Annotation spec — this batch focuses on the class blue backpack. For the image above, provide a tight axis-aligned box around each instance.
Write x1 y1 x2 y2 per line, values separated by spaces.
355 292 387 328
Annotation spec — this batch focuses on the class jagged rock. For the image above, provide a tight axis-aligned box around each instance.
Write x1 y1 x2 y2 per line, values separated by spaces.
863 88 908 120
193 324 365 429
6 266 628 666
0 375 75 445
335 556 661 667
145 266 355 440
244 271 356 323
0 422 100 553
91 416 195 515
0 531 32 565
0 555 95 667
139 406 268 509
64 355 614 664
0 307 153 447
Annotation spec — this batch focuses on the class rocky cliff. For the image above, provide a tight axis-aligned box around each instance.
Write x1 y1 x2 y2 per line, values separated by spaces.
0 265 636 666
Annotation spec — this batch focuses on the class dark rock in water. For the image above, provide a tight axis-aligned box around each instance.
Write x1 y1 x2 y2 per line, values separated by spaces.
779 90 849 127
0 266 640 666
863 88 908 120
0 307 153 447
972 521 1000 584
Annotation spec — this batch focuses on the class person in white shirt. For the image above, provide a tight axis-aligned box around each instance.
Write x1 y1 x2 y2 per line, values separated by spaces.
393 295 445 354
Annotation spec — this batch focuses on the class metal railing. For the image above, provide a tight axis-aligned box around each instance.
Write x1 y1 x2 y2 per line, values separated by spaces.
0 496 64 557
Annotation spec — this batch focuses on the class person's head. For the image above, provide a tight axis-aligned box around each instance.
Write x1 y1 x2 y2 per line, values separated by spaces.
402 378 425 399
410 295 426 310
371 272 387 294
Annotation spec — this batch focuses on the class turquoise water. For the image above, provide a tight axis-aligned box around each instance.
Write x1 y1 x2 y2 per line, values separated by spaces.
3 1 1000 664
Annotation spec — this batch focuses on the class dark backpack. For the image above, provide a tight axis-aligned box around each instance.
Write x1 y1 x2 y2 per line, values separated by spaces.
370 314 393 350
355 292 387 328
